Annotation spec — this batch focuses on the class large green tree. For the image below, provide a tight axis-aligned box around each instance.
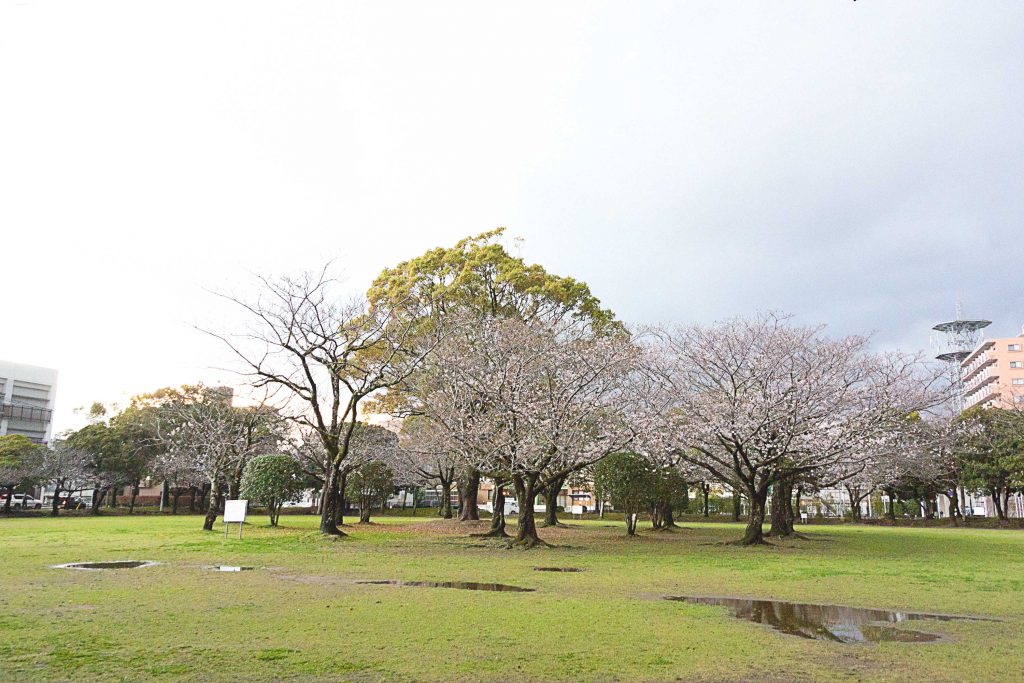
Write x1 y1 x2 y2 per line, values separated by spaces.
64 421 121 513
593 453 654 536
368 228 619 524
106 403 163 514
649 466 689 531
346 461 394 524
957 406 1024 522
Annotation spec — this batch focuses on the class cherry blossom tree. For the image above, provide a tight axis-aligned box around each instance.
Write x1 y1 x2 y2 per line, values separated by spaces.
396 416 460 519
0 434 44 515
409 316 639 548
41 439 89 516
368 230 620 523
153 386 283 530
647 312 948 545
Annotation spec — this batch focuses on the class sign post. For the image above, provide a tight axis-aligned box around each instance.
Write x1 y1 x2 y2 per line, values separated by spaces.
223 499 248 540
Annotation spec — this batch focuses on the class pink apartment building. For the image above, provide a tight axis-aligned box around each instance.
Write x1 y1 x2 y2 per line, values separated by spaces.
960 331 1024 409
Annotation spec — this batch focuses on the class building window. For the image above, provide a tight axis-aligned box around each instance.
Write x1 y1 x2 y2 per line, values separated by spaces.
1010 344 1022 352
1016 395 1024 404
1012 361 1024 368
1013 378 1024 385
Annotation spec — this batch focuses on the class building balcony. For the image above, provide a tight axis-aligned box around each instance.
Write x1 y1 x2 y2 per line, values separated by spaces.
1 403 53 423
964 374 998 397
961 357 997 384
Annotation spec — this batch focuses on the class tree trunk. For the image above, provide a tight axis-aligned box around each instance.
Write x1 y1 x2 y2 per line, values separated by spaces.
340 470 349 525
197 483 208 513
739 484 769 545
270 502 280 527
439 480 453 519
701 483 710 517
731 487 742 522
128 480 139 515
172 489 181 515
652 502 679 530
50 484 62 516
318 459 344 535
512 475 544 548
109 483 119 509
845 486 861 521
458 467 480 521
480 481 509 538
625 508 638 536
202 479 220 531
663 503 679 528
3 485 13 514
359 496 372 524
91 486 104 514
992 488 1009 523
540 473 567 527
769 480 795 537
188 486 197 513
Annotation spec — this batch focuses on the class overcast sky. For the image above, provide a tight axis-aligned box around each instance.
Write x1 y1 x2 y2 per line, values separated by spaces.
2 1 1022 431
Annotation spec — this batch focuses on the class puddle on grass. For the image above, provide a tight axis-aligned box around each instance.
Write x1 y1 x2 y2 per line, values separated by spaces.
213 566 255 572
357 580 534 592
665 596 993 644
533 567 584 573
56 561 157 570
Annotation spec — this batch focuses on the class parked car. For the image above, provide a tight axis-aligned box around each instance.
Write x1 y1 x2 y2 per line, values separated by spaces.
60 496 89 510
2 494 42 510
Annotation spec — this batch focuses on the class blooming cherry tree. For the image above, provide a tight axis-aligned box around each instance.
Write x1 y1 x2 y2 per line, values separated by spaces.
410 316 639 547
647 312 947 544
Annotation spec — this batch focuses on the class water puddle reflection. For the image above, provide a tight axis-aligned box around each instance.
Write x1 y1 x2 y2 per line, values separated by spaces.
56 561 156 570
665 596 992 643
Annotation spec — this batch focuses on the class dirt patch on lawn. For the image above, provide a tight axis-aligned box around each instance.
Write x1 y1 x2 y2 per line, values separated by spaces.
396 519 491 535
273 573 352 587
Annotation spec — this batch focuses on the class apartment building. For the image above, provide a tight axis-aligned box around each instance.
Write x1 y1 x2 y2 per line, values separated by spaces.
960 331 1024 409
0 360 59 445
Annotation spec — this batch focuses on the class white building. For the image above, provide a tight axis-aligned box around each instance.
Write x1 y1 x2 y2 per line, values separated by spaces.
0 360 59 445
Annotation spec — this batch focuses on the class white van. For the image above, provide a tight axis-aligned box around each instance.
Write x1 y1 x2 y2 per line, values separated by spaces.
484 498 519 515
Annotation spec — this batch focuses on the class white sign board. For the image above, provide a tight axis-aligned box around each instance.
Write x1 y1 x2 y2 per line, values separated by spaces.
224 499 248 523
570 505 584 516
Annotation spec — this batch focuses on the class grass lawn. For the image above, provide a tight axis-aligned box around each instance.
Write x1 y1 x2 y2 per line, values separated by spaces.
1 514 1022 682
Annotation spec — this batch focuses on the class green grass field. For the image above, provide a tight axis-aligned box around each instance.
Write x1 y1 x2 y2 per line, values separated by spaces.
1 514 1022 682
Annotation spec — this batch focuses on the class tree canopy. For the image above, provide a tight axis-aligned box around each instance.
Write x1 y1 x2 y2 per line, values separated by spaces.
240 454 305 526
367 228 618 331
